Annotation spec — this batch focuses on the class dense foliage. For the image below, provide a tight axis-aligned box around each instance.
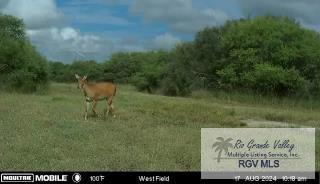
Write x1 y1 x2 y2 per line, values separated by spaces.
104 51 170 93
49 51 170 94
0 14 48 93
217 17 320 96
49 60 104 83
49 16 320 97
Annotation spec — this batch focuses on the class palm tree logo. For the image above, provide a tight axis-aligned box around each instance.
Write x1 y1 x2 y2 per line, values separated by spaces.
212 137 233 163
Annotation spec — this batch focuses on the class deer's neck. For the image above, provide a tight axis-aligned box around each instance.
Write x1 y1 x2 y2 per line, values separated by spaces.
82 82 92 97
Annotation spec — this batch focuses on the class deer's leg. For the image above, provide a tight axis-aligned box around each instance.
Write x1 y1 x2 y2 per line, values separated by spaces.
107 96 115 118
85 101 90 120
104 99 109 116
92 100 97 116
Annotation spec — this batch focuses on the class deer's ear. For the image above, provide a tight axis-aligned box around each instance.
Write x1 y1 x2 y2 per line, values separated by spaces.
83 75 87 80
75 74 80 79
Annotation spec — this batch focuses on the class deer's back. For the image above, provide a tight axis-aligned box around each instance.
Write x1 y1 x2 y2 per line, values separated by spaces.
86 82 116 97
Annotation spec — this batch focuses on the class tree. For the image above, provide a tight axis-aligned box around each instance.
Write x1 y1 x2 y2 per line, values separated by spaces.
132 51 170 93
48 60 105 83
0 14 48 93
194 27 223 84
104 51 170 93
104 52 142 83
0 14 26 41
161 42 195 96
241 63 306 95
48 61 71 82
217 16 320 96
48 15 320 97
70 60 104 81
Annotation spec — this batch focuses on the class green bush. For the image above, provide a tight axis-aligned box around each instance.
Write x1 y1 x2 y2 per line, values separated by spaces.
303 75 320 97
160 43 196 96
0 14 48 93
48 62 71 83
69 61 104 81
104 51 170 92
132 74 150 92
48 60 105 83
161 76 191 96
104 52 142 83
0 44 48 93
242 64 306 95
160 66 192 96
217 65 239 89
214 16 320 96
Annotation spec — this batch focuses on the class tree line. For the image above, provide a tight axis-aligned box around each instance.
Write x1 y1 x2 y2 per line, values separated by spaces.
2 14 320 97
52 16 320 97
0 14 48 92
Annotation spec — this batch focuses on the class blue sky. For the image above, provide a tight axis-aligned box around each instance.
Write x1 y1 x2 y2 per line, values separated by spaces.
0 0 319 63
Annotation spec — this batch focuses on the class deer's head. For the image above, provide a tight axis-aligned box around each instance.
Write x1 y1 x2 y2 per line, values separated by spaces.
75 74 87 89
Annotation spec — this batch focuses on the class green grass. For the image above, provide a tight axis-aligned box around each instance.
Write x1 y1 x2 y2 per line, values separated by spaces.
0 83 319 171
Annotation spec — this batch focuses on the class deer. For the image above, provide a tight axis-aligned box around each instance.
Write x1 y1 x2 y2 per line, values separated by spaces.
75 74 117 120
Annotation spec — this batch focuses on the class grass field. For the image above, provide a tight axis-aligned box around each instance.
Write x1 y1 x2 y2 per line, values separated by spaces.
0 83 319 171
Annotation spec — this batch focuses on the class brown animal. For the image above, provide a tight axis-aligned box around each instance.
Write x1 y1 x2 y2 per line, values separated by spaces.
75 74 117 120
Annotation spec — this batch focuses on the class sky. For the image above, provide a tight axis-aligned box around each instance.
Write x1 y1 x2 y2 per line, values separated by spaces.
0 0 319 63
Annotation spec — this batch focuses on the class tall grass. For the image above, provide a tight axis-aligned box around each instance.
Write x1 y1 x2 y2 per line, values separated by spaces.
0 83 319 171
192 89 320 111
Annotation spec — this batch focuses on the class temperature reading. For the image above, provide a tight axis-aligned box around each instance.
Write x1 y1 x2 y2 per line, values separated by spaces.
90 175 105 182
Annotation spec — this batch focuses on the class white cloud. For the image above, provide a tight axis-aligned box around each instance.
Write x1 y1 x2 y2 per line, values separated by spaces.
237 0 320 25
60 27 79 40
152 33 181 50
1 0 231 62
1 0 63 29
204 8 229 23
0 0 141 62
130 0 229 33
27 27 149 62
27 27 113 62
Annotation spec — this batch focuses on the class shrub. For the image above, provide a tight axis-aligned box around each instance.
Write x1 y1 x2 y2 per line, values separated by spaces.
0 15 48 93
242 63 306 95
160 67 192 96
217 65 239 89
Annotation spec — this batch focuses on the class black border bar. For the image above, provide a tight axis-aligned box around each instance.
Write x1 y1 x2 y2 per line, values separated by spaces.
0 172 319 184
